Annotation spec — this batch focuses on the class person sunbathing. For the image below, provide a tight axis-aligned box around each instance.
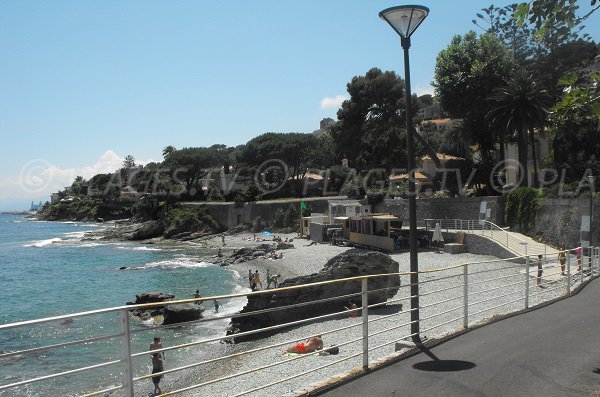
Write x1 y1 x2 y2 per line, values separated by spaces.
284 336 323 354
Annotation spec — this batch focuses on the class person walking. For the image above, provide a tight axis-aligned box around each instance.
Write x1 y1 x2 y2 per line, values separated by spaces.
149 337 165 396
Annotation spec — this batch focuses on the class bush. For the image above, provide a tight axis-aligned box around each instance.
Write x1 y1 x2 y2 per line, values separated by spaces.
505 187 542 232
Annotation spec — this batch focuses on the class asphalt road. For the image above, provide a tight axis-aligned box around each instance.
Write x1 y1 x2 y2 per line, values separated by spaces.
320 280 600 397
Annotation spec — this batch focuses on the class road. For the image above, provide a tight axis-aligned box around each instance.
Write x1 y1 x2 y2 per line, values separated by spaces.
320 280 600 397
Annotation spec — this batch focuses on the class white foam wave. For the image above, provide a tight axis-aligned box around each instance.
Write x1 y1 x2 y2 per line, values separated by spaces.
24 238 62 247
79 242 103 247
123 258 213 270
116 246 163 252
63 231 86 239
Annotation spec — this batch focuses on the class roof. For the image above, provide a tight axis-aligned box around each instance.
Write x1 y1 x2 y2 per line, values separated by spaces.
421 153 465 161
373 214 400 220
329 200 364 207
389 171 429 180
424 118 452 124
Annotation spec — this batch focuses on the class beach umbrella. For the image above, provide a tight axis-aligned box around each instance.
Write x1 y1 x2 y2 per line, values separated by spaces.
432 223 444 243
432 223 444 253
260 231 273 236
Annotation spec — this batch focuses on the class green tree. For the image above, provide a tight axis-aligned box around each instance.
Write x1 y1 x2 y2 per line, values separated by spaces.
550 71 600 179
164 146 227 196
162 146 176 159
122 155 136 168
515 0 598 52
433 32 515 165
331 67 439 171
487 69 549 187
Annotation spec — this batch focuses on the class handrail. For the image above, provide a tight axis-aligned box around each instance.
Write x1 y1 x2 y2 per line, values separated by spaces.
2 246 598 397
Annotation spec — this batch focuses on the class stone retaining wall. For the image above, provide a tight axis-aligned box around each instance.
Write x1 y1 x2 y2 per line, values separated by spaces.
376 197 505 225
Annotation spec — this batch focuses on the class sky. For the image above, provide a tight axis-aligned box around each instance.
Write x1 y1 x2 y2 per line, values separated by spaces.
1 1 598 210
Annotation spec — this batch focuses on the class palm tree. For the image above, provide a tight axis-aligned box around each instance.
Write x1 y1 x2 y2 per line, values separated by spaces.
487 69 549 187
162 146 176 160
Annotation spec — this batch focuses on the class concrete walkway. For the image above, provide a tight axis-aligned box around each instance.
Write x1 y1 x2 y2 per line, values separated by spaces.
319 279 600 397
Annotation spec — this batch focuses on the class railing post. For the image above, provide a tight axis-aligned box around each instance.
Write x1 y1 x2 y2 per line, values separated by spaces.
361 278 368 370
463 264 469 329
567 250 571 295
525 253 530 309
581 248 585 284
120 309 134 397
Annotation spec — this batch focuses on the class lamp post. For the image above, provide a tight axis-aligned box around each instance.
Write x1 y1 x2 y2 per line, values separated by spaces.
588 175 595 249
379 5 429 344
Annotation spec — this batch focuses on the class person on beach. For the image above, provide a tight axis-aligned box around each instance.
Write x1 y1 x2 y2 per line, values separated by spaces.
149 337 165 396
221 234 226 246
344 302 359 318
217 248 223 257
284 336 323 354
254 270 262 290
192 289 201 304
213 299 220 313
558 247 566 276
266 270 280 289
536 254 543 286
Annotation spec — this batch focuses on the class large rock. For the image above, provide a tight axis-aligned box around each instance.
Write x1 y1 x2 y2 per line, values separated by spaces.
130 221 165 240
163 303 205 325
227 251 400 342
132 292 175 304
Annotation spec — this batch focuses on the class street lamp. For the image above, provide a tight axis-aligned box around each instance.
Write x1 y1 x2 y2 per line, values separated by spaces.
588 175 595 248
379 5 429 344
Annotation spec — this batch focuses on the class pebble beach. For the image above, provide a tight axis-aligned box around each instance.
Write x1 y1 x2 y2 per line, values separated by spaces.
146 232 574 397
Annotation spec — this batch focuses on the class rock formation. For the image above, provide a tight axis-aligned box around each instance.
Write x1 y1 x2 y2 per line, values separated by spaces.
126 291 204 324
227 251 400 342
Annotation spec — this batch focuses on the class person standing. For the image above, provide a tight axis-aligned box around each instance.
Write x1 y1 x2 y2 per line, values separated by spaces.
536 254 543 286
213 299 220 313
191 289 201 305
558 247 566 276
221 234 226 246
576 245 583 272
254 270 262 290
149 337 165 396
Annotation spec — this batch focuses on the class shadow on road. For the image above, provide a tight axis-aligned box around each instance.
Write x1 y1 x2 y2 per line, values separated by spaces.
411 344 476 372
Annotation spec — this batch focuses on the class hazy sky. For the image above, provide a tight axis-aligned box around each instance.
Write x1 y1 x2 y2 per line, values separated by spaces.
1 1 598 210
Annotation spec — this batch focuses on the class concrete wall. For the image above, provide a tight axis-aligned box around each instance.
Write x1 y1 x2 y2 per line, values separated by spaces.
376 197 505 225
183 198 334 229
532 197 600 248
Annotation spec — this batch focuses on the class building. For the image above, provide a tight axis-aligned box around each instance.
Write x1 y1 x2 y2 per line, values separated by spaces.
346 214 403 251
420 153 466 176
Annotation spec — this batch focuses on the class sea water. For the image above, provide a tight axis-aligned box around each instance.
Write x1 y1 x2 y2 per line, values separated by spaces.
0 213 247 396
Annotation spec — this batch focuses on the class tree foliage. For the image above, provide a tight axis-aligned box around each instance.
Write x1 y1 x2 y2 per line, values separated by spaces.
330 68 407 171
433 32 516 162
487 69 549 187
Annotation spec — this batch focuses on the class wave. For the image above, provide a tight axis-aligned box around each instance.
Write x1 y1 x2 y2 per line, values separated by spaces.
78 242 103 248
121 258 213 270
63 231 86 239
116 246 163 252
23 238 63 248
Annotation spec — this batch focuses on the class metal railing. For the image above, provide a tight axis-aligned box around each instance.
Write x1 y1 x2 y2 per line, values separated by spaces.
423 218 553 257
1 247 599 397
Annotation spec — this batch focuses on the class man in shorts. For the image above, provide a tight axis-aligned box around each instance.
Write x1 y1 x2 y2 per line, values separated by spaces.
149 337 165 395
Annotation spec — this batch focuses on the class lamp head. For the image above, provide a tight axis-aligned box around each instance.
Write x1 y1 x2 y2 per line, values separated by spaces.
379 5 429 38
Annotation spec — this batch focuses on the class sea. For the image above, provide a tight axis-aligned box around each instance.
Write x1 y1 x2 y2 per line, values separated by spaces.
0 213 248 396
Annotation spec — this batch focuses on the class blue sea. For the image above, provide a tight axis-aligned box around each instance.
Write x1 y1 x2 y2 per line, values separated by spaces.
0 213 247 396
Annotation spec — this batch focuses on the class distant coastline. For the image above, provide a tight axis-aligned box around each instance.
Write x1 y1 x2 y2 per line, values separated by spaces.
0 211 37 215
